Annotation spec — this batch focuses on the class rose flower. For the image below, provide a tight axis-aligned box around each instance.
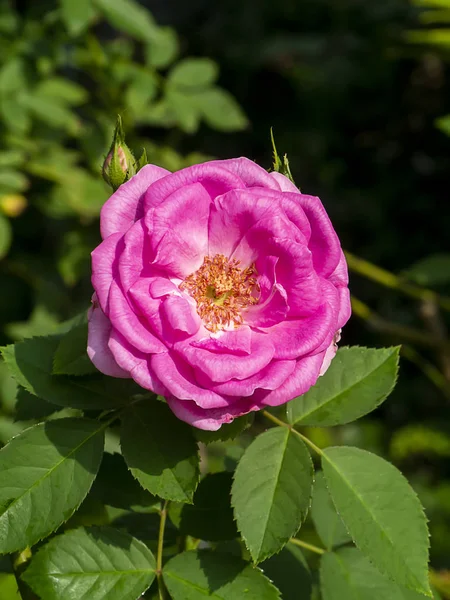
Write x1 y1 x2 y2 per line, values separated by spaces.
88 159 350 430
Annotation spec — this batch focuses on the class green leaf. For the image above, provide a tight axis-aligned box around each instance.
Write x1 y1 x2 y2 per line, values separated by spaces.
92 452 158 510
311 471 351 550
146 27 179 68
35 77 88 105
286 347 400 426
14 386 59 422
232 427 313 563
94 0 157 42
22 526 156 600
403 254 450 286
0 169 28 193
0 418 105 553
178 472 238 541
20 93 80 133
261 545 312 600
168 58 218 88
0 58 26 94
320 547 433 600
163 550 281 599
0 213 12 259
60 0 95 36
0 95 30 134
125 68 158 114
1 335 139 409
196 87 248 131
166 88 201 133
53 323 98 376
121 400 200 503
322 446 431 596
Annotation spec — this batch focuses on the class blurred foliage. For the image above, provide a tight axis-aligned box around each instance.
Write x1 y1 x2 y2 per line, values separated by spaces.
0 0 449 588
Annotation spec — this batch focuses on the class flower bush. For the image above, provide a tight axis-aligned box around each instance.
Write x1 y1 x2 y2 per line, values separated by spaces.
88 158 350 430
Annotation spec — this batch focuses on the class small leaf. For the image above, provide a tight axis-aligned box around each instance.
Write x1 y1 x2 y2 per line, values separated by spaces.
179 472 238 541
261 545 312 600
94 0 157 42
163 550 281 599
22 526 156 600
1 335 139 409
0 213 12 259
196 87 248 131
320 547 433 600
121 400 200 503
322 446 431 596
0 418 105 553
287 347 400 426
232 427 313 563
60 0 95 36
35 77 88 105
92 452 158 510
168 58 218 88
403 254 450 286
146 27 179 68
14 387 59 422
53 323 98 376
311 471 351 550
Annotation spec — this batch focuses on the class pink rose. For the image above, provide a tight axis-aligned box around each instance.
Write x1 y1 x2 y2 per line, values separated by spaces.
88 158 351 430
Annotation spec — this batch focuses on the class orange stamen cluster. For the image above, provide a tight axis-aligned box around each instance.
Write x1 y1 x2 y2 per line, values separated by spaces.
180 254 259 332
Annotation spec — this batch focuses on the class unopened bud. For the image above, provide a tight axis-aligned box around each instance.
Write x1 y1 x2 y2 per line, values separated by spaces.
102 116 136 191
0 194 27 218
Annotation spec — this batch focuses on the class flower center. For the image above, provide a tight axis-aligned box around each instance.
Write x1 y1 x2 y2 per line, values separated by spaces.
180 254 259 332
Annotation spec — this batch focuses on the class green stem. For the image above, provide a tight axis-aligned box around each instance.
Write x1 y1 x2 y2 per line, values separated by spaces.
351 295 450 351
345 251 450 312
157 500 169 600
289 538 325 555
261 410 324 457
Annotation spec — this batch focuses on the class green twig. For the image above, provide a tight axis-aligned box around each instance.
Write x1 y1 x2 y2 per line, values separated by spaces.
351 295 450 351
345 251 450 312
289 538 326 555
261 410 324 457
156 500 169 600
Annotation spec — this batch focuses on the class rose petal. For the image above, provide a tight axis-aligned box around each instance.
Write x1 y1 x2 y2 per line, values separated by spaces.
161 295 201 336
91 232 123 314
257 351 326 407
151 352 234 409
270 171 300 193
191 326 252 355
244 283 288 327
108 280 166 354
87 298 129 378
177 333 274 383
100 164 169 239
211 157 281 189
144 163 244 212
108 329 168 394
166 396 259 431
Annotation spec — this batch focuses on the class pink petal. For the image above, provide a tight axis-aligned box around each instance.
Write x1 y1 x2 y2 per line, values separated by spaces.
211 158 281 189
197 359 296 396
161 295 201 336
151 352 233 409
108 329 168 394
269 238 322 317
146 183 210 277
270 171 300 193
177 333 274 383
191 326 252 355
262 302 336 360
100 164 169 239
87 298 129 378
143 163 244 212
117 219 148 292
244 283 288 327
166 396 259 431
296 194 341 278
329 249 349 287
108 280 166 354
257 352 326 407
91 232 123 314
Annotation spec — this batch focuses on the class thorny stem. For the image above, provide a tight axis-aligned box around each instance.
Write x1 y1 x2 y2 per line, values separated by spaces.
261 410 324 457
289 538 326 555
345 250 450 312
157 500 169 600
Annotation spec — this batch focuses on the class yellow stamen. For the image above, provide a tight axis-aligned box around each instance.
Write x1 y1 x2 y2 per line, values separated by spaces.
180 254 259 332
